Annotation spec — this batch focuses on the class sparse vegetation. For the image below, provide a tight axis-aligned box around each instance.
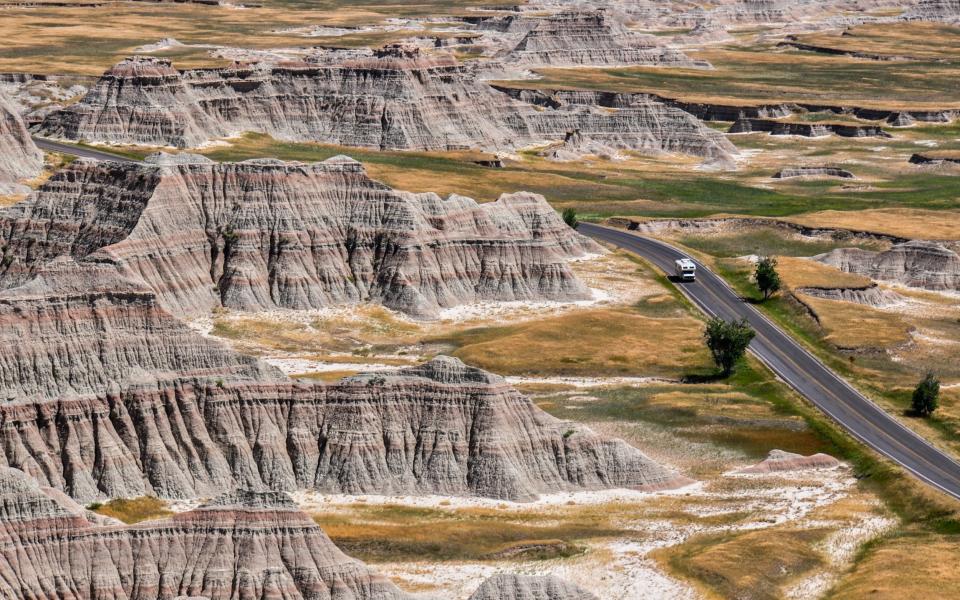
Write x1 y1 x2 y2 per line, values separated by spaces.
754 256 782 300
89 496 173 524
704 317 755 376
911 372 941 418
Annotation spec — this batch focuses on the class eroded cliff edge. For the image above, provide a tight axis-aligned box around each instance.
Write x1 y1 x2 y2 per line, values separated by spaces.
0 92 43 194
36 49 736 162
0 259 687 502
0 153 600 319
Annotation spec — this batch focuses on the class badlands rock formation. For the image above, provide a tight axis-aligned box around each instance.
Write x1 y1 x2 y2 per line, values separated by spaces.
37 50 736 162
0 305 688 501
0 153 599 319
0 92 43 194
0 468 411 600
729 118 891 138
0 258 281 399
773 166 855 179
738 449 841 473
469 574 599 600
0 255 685 501
817 240 960 291
905 0 960 22
796 284 904 308
504 9 707 68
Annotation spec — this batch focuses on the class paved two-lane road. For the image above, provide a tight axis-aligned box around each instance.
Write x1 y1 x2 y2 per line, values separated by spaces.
581 222 960 500
32 137 141 163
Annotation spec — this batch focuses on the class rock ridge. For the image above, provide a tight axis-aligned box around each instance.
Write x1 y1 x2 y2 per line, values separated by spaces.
817 240 960 291
0 155 600 319
37 54 736 162
0 91 43 195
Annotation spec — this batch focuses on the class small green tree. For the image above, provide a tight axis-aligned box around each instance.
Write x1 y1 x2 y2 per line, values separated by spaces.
911 372 940 417
704 317 756 376
561 207 579 230
755 256 782 300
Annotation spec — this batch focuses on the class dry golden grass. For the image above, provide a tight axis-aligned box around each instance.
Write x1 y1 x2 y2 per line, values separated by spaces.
795 293 912 351
212 304 420 355
0 194 27 207
777 256 873 290
831 532 960 599
793 22 960 61
90 496 172 524
0 1 493 74
436 306 708 377
787 209 960 241
658 527 830 600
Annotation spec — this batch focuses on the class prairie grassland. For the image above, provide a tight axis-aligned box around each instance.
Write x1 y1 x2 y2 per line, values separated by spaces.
192 127 960 221
791 22 960 61
830 531 960 599
786 208 960 241
774 257 873 289
517 24 960 109
794 293 912 351
0 0 487 74
677 230 887 261
433 306 708 378
208 250 711 379
90 496 172 524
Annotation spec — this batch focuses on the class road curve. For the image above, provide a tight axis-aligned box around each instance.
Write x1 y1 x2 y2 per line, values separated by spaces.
32 137 141 163
580 222 960 500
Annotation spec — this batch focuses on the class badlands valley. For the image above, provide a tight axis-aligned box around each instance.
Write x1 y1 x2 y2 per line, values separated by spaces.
1 0 960 599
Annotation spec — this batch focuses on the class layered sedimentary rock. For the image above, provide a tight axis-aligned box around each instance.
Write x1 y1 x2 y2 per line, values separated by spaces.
817 240 960 291
37 51 735 162
729 118 891 138
0 258 281 399
0 92 43 194
0 153 599 319
910 152 960 165
773 166 855 179
795 284 904 307
0 468 410 600
0 317 688 501
469 574 599 600
504 9 707 68
737 449 840 473
905 0 960 23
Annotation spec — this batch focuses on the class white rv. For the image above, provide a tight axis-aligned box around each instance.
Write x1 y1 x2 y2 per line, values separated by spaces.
674 258 696 282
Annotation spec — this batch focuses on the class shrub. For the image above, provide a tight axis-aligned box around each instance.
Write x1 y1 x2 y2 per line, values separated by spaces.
755 256 782 300
561 207 579 230
911 372 940 418
704 317 756 376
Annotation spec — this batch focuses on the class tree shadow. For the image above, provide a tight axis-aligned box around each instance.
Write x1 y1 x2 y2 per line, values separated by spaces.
680 371 728 384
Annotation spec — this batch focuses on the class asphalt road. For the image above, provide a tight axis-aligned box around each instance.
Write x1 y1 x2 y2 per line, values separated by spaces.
32 137 141 163
581 222 960 500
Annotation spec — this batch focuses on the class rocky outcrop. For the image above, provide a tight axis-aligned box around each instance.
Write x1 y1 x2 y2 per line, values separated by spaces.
817 241 960 291
0 468 411 600
469 574 598 600
905 0 960 23
795 284 904 307
737 449 840 473
773 166 855 179
909 152 960 165
0 92 42 194
37 51 735 162
729 118 891 138
0 153 599 319
0 258 280 400
0 346 688 501
504 9 707 68
491 84 957 128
